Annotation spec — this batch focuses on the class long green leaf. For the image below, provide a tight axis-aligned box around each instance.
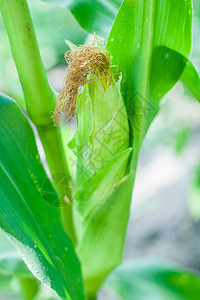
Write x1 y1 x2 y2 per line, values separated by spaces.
0 94 85 300
105 259 200 300
106 0 192 150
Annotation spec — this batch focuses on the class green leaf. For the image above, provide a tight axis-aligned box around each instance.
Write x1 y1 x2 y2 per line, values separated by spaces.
181 60 200 103
75 148 132 219
105 259 200 300
40 0 123 37
150 46 186 101
106 0 192 150
151 46 200 103
76 170 134 296
0 94 85 300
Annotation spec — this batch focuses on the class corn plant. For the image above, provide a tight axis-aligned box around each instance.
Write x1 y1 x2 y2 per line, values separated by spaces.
0 0 200 299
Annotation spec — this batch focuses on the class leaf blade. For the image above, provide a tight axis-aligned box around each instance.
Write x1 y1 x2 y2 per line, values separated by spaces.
106 0 192 149
76 170 135 295
0 93 85 300
105 259 200 300
181 60 200 103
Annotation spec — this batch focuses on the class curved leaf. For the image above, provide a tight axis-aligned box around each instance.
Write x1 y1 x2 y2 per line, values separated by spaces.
40 0 123 37
106 0 192 149
106 259 200 300
181 60 200 103
150 46 200 103
0 94 85 300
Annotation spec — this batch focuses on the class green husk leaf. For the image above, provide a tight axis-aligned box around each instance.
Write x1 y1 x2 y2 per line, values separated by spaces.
69 76 130 185
74 148 132 237
77 171 135 296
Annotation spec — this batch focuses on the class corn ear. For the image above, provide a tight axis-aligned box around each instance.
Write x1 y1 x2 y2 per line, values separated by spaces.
68 73 133 295
68 76 130 185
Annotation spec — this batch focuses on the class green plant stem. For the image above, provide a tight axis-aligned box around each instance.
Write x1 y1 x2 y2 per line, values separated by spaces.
18 277 39 300
0 0 76 242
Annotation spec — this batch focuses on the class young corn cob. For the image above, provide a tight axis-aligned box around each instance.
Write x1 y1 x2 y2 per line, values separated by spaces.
53 44 130 184
53 44 133 296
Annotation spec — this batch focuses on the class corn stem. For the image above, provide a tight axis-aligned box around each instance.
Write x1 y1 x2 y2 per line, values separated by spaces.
0 0 76 242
